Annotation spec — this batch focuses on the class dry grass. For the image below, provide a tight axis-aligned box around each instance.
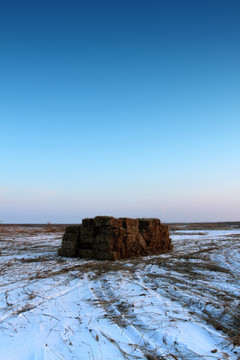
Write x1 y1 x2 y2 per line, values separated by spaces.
168 221 240 231
1 222 240 356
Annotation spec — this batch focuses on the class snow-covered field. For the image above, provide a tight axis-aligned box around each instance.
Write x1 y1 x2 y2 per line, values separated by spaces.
0 223 239 360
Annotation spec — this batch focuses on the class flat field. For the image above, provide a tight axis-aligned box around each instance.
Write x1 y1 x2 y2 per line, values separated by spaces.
0 222 239 360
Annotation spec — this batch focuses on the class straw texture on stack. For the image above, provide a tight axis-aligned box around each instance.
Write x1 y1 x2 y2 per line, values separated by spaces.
58 216 172 260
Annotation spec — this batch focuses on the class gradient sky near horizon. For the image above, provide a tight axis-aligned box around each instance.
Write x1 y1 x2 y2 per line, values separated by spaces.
1 0 240 223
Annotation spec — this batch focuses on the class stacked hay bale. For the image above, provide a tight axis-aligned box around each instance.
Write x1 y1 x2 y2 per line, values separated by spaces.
57 225 81 257
58 216 172 260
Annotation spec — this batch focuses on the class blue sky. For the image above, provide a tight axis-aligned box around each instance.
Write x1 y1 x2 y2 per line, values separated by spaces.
1 0 240 223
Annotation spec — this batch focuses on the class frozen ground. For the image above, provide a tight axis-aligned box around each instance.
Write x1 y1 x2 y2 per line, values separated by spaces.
0 223 239 360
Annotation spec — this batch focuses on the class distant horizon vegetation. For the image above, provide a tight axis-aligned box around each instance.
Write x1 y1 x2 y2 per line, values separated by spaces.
1 219 240 226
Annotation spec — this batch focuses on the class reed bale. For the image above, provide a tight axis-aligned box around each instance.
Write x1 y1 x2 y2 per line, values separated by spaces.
58 216 172 260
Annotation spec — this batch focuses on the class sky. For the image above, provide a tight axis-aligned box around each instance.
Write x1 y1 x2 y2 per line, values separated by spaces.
1 0 240 223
